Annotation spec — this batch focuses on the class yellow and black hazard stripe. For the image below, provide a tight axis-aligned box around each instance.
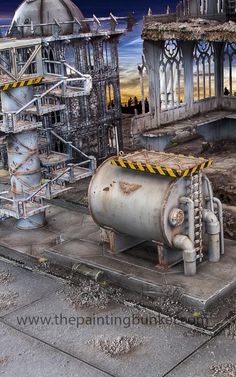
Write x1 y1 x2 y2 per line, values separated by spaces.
0 76 44 92
111 158 213 178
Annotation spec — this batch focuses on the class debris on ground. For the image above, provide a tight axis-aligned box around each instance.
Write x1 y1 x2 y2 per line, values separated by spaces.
210 363 236 376
0 271 13 285
0 356 8 366
63 279 123 310
0 291 18 312
90 335 143 357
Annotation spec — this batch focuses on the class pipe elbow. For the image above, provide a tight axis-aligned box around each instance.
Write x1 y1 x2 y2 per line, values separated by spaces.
180 197 194 206
173 235 196 276
203 209 220 235
173 234 194 252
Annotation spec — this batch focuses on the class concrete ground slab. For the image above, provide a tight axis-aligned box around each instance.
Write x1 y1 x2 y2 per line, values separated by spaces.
167 326 236 377
0 322 109 377
0 203 236 313
0 258 61 317
3 290 209 377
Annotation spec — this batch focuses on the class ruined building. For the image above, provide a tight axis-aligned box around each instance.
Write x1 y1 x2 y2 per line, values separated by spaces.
0 0 133 228
130 0 236 240
3 0 134 161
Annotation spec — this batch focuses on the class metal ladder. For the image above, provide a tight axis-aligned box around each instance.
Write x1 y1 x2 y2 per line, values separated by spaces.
189 172 203 260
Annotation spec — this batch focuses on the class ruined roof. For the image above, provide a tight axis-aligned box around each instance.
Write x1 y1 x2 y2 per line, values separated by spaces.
142 17 236 43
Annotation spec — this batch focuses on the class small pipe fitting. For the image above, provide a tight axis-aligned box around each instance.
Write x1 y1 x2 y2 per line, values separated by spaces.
203 210 220 235
203 209 220 263
173 235 196 276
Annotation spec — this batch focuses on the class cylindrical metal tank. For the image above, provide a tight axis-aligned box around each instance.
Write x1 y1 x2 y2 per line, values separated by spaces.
88 157 188 247
7 130 41 198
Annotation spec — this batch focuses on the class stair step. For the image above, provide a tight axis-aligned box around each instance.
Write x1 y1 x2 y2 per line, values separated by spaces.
39 152 70 168
36 183 72 200
52 166 94 184
24 103 66 116
50 87 85 98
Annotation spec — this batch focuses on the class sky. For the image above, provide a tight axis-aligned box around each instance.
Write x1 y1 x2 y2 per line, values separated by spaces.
0 0 177 103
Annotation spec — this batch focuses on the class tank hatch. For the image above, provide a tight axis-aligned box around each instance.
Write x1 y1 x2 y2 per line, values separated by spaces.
111 150 213 178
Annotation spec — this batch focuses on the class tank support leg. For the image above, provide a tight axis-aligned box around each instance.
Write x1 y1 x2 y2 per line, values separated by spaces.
101 228 145 254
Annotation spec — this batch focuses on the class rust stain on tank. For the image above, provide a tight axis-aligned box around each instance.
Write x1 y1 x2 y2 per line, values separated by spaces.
119 181 142 194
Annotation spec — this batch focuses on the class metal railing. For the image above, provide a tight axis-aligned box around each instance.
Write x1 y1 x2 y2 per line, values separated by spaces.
1 61 92 133
50 129 96 168
3 14 135 37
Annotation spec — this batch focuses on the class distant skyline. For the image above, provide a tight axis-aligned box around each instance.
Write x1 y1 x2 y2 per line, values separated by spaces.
0 0 177 103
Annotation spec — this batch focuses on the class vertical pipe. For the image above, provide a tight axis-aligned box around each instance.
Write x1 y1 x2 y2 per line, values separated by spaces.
203 209 220 262
179 197 195 243
173 235 196 276
213 197 224 255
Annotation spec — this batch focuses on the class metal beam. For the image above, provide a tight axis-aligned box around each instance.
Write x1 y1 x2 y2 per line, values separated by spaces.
18 45 42 80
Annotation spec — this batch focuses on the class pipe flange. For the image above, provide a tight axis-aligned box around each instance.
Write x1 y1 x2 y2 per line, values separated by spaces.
169 208 185 227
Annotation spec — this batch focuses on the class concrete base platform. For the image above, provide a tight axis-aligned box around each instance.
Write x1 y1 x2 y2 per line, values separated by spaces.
0 201 235 318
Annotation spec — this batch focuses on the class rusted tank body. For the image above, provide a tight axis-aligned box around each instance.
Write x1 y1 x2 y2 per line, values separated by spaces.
89 157 188 247
88 151 224 276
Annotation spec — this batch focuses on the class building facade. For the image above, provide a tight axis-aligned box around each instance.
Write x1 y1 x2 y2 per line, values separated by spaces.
8 0 133 160
131 0 236 136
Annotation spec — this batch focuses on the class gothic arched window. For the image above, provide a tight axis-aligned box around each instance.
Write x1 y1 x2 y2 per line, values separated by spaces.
43 46 56 74
224 42 236 96
159 39 184 111
106 83 115 110
193 40 215 101
64 44 75 67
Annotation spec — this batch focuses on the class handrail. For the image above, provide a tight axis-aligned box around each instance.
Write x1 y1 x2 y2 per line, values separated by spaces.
64 62 84 78
50 129 91 160
4 14 134 35
11 60 91 117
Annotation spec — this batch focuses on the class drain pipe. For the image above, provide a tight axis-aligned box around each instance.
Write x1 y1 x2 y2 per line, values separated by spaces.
203 175 214 213
213 197 224 255
203 209 220 263
179 197 195 243
173 235 196 276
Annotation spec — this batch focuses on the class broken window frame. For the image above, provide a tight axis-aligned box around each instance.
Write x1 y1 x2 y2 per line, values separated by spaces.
193 40 215 102
159 39 185 111
223 42 236 96
106 82 115 111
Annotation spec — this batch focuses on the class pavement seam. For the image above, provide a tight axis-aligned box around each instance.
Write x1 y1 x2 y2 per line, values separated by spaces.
161 335 217 376
0 287 62 319
0 318 115 377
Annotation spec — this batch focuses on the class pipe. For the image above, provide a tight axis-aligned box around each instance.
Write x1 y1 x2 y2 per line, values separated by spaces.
114 126 120 155
203 209 220 263
213 197 224 255
173 235 196 276
203 175 214 213
179 197 195 244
